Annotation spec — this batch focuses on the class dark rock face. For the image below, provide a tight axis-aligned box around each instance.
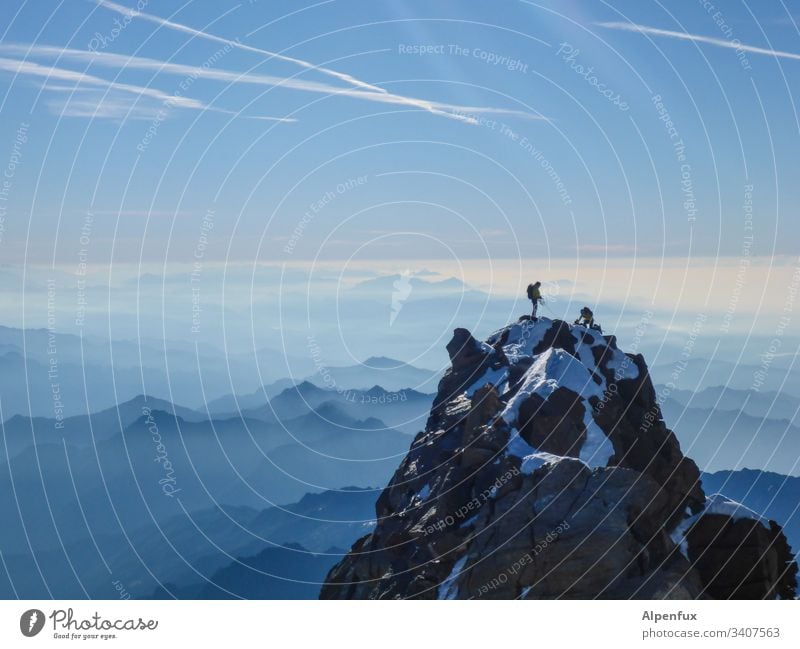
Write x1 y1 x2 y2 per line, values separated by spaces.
688 514 798 599
518 387 585 456
592 352 706 525
320 318 797 600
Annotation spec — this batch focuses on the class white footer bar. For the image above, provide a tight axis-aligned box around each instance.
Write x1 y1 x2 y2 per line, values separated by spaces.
1 600 797 647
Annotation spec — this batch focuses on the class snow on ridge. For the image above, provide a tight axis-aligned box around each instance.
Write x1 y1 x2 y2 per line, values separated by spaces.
498 337 614 470
703 493 767 523
520 451 566 474
500 347 604 426
506 430 583 474
499 318 551 363
579 409 615 468
573 331 599 371
605 349 639 381
502 348 558 424
466 318 638 403
669 506 694 559
467 366 508 397
669 494 769 559
569 325 639 382
506 430 539 459
462 318 646 473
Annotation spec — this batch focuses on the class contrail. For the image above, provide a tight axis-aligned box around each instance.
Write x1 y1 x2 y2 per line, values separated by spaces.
95 0 389 94
598 21 800 62
3 44 546 124
0 57 296 121
0 56 205 107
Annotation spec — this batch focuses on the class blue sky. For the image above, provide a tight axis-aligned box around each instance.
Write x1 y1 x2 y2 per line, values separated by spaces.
1 0 798 266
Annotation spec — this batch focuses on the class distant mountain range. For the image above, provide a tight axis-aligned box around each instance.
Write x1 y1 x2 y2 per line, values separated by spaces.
204 378 299 414
0 394 206 459
211 381 434 435
651 358 800 397
304 356 439 394
0 320 440 420
194 543 343 599
0 345 306 420
661 397 800 476
0 403 405 559
0 487 376 599
663 385 799 423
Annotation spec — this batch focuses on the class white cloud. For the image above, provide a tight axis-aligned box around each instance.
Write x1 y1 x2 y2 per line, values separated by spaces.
598 21 800 62
47 93 162 119
1 43 545 124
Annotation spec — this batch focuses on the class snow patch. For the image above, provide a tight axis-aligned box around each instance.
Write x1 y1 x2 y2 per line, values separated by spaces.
578 408 614 468
499 318 551 363
669 507 694 559
573 337 599 373
501 347 603 427
506 431 569 475
703 493 767 523
506 430 538 459
606 351 639 381
520 451 564 475
466 366 509 397
445 394 471 417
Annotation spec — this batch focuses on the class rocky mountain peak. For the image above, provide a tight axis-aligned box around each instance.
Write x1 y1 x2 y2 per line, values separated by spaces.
321 316 797 599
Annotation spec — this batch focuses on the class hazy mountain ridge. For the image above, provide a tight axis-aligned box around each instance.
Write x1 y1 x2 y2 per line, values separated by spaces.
0 487 376 599
661 398 800 476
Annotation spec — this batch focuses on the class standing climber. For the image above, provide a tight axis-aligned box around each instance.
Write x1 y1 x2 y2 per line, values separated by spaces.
573 306 601 332
527 281 543 320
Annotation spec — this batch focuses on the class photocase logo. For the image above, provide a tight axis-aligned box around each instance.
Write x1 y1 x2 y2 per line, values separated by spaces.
20 609 45 637
541 279 560 302
390 270 413 326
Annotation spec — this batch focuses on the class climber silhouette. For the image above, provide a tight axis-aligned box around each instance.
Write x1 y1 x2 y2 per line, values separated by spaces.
574 306 602 332
527 282 543 320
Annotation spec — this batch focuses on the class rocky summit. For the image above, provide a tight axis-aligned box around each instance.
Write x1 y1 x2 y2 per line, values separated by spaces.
321 316 798 599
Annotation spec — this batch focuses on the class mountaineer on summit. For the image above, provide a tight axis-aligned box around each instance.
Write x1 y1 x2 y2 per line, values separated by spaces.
527 281 543 320
574 306 602 332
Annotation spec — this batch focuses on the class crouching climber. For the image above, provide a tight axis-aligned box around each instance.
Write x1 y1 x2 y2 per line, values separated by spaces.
574 306 602 332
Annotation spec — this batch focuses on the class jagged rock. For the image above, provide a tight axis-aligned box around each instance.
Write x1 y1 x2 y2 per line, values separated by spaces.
321 317 797 600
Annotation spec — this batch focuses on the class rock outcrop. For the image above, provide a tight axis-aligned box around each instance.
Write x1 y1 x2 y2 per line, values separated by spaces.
321 317 797 599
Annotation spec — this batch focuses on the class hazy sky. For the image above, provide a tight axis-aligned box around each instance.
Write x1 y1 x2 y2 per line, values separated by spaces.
0 0 797 267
